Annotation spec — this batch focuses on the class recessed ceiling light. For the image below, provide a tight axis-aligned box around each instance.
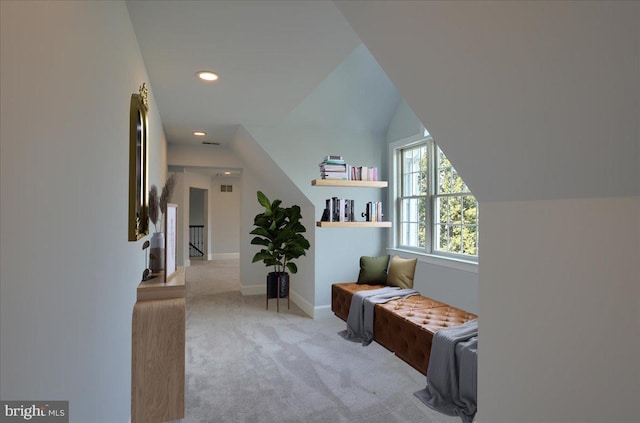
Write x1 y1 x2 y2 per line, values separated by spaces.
193 131 206 136
224 171 231 175
196 71 219 82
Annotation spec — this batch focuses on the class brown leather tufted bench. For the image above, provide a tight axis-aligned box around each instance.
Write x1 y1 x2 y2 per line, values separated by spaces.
332 282 477 375
331 282 385 321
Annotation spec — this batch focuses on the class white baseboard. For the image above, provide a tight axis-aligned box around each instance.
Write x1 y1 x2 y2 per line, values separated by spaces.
290 290 314 318
313 305 333 319
209 252 240 260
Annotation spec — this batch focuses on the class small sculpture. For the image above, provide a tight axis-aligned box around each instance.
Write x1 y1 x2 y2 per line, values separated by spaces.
141 240 156 281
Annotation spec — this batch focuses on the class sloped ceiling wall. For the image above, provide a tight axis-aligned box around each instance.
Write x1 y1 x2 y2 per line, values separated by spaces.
337 1 639 202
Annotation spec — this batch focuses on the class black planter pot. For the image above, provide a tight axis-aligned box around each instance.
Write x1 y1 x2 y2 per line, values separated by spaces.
267 272 289 299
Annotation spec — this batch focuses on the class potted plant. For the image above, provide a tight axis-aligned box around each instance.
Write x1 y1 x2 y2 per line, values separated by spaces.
250 191 311 299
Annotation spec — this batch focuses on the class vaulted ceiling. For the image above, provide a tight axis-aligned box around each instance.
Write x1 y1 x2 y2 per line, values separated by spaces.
127 1 397 147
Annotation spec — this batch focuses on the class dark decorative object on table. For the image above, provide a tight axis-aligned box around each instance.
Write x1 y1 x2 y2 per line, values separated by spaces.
148 175 177 272
250 191 310 311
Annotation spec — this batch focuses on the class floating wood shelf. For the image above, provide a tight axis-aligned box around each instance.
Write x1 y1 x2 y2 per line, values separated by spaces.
316 221 392 228
311 179 388 188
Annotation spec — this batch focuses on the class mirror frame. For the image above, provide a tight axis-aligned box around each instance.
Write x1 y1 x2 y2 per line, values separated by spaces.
128 84 149 241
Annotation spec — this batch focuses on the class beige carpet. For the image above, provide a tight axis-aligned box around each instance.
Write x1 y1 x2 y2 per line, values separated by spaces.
185 258 241 297
172 259 467 423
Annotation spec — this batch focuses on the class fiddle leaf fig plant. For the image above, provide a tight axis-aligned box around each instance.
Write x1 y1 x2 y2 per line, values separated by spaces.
250 191 310 274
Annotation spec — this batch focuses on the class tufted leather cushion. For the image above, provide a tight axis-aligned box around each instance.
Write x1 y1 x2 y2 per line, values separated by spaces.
331 282 385 321
375 302 477 374
331 282 477 375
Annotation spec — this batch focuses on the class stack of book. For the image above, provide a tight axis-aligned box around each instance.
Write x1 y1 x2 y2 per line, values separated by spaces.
321 197 355 222
319 155 380 181
362 201 384 222
319 156 347 180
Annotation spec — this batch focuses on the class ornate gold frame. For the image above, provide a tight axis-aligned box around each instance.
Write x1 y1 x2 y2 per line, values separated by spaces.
128 83 149 241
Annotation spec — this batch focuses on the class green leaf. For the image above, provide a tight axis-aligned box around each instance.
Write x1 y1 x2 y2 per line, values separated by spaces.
257 191 271 209
250 237 270 246
252 251 273 263
250 227 270 237
286 262 298 274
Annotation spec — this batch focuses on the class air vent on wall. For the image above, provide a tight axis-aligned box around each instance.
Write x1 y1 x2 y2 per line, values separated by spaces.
202 141 220 146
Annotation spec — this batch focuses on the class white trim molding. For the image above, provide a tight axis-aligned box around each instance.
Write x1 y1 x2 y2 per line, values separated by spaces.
289 290 314 318
388 248 478 273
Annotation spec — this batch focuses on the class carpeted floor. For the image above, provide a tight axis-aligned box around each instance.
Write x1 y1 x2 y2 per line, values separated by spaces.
170 259 464 423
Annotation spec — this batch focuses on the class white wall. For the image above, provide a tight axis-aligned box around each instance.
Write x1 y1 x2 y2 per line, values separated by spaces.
480 197 639 422
232 126 316 315
336 1 640 421
386 99 422 144
167 143 242 170
0 2 167 422
210 175 241 258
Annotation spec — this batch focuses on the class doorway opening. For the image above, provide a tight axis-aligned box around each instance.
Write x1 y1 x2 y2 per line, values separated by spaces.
189 187 208 259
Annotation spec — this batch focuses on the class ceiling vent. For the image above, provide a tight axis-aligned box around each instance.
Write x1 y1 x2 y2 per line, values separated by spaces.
202 141 220 146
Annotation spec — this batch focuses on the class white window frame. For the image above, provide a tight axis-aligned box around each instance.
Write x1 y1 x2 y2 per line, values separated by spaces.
388 132 479 271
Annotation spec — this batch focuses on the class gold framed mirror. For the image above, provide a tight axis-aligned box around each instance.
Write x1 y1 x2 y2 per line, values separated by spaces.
128 84 149 241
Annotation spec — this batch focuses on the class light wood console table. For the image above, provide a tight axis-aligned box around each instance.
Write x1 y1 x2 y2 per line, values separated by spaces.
131 270 185 423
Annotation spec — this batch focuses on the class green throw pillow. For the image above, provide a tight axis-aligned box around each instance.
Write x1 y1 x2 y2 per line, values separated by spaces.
386 255 417 289
357 255 390 285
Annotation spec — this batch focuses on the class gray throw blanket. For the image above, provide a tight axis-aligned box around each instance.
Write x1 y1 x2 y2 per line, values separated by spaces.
414 319 478 423
339 287 419 346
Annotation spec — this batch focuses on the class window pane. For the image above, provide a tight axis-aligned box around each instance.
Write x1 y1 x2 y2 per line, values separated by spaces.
437 148 470 194
438 167 450 193
450 225 462 254
463 196 477 224
401 145 427 196
449 196 462 224
436 196 448 223
402 173 410 196
397 141 478 259
400 197 426 248
437 224 449 251
434 195 478 256
462 226 477 255
450 169 466 193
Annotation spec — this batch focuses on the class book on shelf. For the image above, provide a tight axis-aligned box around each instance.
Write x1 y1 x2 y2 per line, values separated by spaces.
362 201 383 222
322 198 355 222
320 163 347 171
347 165 378 181
318 156 378 181
321 172 348 180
